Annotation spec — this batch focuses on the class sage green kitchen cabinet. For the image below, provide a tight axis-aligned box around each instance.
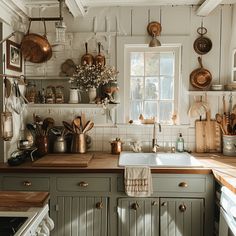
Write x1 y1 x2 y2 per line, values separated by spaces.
55 196 108 236
160 198 204 236
117 198 159 236
0 173 214 236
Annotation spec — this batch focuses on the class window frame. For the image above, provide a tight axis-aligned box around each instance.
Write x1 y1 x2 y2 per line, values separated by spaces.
124 45 181 124
116 36 190 125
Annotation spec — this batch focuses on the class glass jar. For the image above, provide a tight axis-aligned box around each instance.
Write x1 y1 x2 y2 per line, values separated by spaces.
55 85 64 104
25 82 37 103
45 85 55 104
1 112 13 141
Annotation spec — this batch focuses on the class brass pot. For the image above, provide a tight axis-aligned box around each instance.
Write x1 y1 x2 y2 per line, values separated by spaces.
110 138 123 154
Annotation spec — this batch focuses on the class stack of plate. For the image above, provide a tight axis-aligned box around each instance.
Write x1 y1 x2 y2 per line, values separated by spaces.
225 83 236 91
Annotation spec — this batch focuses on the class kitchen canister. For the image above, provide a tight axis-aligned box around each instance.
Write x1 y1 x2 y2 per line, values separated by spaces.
53 136 67 153
223 135 236 156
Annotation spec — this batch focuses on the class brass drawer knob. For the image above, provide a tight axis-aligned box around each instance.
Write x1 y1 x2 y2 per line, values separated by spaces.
178 182 188 188
23 181 32 187
161 202 167 207
78 181 88 187
96 202 103 209
179 204 187 212
131 202 140 210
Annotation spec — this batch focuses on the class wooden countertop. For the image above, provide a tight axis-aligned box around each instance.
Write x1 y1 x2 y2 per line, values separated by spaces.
0 191 49 207
1 151 236 193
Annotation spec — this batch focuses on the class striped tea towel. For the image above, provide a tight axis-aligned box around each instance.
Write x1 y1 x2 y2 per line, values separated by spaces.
124 166 153 197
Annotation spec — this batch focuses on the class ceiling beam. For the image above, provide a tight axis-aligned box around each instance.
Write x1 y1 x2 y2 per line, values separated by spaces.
65 0 86 17
197 0 224 16
2 0 29 19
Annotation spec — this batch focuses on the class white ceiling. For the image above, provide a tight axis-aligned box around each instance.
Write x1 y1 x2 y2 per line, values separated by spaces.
3 0 236 21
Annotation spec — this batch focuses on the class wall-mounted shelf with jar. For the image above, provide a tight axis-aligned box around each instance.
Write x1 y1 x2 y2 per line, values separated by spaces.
25 75 72 80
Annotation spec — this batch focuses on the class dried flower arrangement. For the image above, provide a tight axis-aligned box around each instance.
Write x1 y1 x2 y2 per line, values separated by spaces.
69 64 118 91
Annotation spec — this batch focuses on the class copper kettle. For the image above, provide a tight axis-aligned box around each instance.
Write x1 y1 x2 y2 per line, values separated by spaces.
110 138 123 154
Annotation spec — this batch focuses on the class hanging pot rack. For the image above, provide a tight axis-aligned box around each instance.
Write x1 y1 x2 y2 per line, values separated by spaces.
29 0 64 22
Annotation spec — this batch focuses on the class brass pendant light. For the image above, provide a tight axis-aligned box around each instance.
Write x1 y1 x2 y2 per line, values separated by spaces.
147 21 162 47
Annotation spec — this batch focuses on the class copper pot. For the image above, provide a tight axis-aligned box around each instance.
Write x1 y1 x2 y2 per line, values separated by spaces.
81 42 94 65
110 138 123 154
190 57 212 89
94 42 105 66
21 20 52 63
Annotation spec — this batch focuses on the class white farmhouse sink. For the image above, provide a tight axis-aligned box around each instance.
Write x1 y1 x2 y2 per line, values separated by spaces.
118 151 202 168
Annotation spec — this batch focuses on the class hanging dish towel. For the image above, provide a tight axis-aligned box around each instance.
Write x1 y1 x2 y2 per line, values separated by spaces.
124 166 153 197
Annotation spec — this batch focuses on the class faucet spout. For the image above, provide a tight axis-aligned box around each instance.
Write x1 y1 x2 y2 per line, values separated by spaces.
152 122 161 153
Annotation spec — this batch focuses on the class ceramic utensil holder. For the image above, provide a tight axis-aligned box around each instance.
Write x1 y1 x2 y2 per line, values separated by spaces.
71 133 87 153
223 135 236 156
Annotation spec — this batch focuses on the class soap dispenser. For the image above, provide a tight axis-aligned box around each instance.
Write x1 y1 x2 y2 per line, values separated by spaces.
176 133 184 152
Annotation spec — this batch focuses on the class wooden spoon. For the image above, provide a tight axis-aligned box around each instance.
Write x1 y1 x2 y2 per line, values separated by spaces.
215 113 226 135
73 117 82 133
82 121 94 133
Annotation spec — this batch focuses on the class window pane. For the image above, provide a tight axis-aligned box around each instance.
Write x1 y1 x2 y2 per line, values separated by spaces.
130 77 143 99
130 101 143 120
160 52 174 76
145 53 159 76
145 77 159 100
159 101 173 124
130 52 144 76
144 101 157 118
160 76 174 99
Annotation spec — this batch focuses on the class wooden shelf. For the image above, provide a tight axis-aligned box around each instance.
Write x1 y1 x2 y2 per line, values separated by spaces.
188 90 236 96
26 75 71 80
27 103 118 109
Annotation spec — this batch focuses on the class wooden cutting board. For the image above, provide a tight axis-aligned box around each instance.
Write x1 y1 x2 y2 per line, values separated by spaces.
0 191 49 207
195 111 222 153
32 153 94 167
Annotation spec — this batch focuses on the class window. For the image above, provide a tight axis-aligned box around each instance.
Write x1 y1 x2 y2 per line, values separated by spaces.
124 45 180 124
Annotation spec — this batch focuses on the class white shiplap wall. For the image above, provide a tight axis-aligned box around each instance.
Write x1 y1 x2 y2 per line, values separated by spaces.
9 5 236 154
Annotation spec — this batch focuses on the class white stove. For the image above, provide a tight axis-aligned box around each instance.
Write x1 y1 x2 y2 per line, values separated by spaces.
0 204 54 236
219 186 236 236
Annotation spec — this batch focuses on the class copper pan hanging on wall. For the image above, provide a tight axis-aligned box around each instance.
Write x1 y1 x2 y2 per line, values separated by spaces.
21 20 52 63
193 26 212 55
190 57 212 89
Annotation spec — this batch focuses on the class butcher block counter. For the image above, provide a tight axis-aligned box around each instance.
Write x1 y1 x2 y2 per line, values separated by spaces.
0 151 236 192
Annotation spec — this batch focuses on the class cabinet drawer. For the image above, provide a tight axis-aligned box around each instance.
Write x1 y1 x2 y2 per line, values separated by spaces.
153 176 206 193
2 176 49 191
117 176 206 193
57 177 111 192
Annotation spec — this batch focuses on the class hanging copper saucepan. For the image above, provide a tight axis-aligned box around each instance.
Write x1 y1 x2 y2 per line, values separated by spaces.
94 42 106 66
190 57 212 89
193 26 212 55
81 42 94 65
21 20 52 63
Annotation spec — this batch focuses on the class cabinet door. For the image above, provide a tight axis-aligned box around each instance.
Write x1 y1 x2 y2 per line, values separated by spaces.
56 196 108 236
160 198 204 236
117 198 159 236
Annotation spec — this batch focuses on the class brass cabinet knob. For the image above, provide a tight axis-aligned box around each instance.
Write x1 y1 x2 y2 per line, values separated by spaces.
96 202 103 209
23 181 32 187
179 204 187 212
178 182 188 188
161 202 167 207
131 202 140 210
78 181 88 187
152 201 158 206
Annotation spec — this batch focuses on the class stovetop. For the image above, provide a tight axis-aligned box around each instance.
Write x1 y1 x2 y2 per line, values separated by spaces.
0 216 28 236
